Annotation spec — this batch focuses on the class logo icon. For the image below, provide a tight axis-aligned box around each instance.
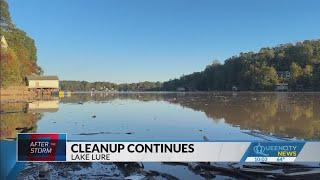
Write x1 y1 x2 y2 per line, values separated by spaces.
253 143 269 156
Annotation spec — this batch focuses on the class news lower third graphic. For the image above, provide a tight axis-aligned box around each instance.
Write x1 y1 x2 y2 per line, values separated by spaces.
17 133 320 162
17 133 66 161
243 141 306 162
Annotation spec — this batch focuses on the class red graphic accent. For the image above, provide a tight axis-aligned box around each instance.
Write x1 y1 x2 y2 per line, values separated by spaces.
27 134 59 161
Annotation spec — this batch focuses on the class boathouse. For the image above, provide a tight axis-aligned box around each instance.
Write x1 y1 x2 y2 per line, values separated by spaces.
26 75 59 94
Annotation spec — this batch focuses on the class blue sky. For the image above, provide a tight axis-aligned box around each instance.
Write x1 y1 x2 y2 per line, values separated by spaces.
7 0 320 83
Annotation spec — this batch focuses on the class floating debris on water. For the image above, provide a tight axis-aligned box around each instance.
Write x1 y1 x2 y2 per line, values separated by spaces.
38 163 50 179
75 131 135 136
203 135 209 141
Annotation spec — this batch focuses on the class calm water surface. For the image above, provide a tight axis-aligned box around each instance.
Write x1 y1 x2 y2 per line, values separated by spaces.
1 92 319 141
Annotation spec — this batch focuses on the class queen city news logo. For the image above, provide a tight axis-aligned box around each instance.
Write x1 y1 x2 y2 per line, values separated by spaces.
18 133 66 161
249 142 305 157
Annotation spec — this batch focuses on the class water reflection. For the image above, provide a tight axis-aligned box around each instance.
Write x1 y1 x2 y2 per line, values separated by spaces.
0 92 320 140
1 93 319 180
0 99 59 140
28 100 59 113
171 92 320 140
60 92 320 140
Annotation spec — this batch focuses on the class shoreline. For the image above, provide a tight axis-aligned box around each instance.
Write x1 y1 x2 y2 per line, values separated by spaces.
1 89 320 103
0 86 57 103
0 86 33 102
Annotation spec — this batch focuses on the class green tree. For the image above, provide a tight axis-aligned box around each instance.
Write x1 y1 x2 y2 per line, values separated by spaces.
290 62 303 89
256 66 279 90
162 40 320 91
0 48 22 87
303 65 313 88
0 0 42 87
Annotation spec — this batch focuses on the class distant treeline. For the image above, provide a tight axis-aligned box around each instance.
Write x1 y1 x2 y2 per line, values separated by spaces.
62 40 320 92
0 0 42 88
60 81 162 91
163 39 320 91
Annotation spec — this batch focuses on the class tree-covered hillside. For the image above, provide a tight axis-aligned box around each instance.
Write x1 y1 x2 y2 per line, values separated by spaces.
0 0 42 87
62 40 320 92
163 40 320 91
60 80 162 91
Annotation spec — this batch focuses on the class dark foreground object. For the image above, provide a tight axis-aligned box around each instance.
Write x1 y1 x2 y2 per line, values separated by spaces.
17 162 320 180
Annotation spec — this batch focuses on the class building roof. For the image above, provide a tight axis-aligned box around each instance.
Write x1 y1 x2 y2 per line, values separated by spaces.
26 75 59 80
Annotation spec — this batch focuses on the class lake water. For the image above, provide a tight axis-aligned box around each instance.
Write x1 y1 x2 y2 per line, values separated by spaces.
1 92 319 141
1 92 320 179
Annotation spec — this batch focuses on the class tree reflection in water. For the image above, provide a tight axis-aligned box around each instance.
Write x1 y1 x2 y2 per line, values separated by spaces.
1 92 319 140
0 102 49 140
170 92 320 140
61 92 320 140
